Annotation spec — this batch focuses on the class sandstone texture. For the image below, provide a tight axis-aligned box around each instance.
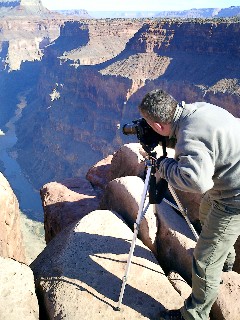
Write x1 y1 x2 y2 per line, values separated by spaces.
167 271 192 300
108 143 148 181
0 256 39 320
40 177 100 243
100 175 158 255
0 172 26 263
31 210 184 320
86 154 113 189
211 272 240 320
99 173 196 284
156 201 196 283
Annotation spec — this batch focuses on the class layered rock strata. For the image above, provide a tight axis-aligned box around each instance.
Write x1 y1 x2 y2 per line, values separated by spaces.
0 18 62 71
11 18 240 189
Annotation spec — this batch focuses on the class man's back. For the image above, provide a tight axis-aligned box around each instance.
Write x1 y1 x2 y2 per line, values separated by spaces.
175 102 240 202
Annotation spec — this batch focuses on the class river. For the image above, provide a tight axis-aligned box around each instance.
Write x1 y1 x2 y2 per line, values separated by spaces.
0 95 43 222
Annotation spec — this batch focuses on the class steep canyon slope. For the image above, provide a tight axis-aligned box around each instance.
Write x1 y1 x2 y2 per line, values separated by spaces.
1 16 240 188
0 1 65 127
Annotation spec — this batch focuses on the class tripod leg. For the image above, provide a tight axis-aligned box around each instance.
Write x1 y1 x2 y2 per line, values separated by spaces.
168 185 199 241
116 164 152 311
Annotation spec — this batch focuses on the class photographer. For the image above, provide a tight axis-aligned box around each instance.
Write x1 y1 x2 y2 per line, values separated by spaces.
138 89 240 320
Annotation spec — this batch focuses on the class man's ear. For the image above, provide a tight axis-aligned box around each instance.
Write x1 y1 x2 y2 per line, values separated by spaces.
152 122 163 133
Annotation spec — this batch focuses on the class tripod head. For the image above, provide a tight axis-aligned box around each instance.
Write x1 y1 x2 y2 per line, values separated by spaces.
143 140 168 205
122 117 168 204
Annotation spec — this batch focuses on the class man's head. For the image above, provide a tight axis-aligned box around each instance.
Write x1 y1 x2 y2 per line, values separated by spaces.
138 89 178 136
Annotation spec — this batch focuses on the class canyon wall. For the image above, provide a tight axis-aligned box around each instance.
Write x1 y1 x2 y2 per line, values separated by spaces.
1 17 240 188
0 2 64 126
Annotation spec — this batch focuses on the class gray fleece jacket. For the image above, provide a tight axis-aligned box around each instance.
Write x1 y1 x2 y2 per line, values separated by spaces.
158 102 240 204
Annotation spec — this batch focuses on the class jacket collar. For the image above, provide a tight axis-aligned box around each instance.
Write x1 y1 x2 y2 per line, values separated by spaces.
169 101 185 138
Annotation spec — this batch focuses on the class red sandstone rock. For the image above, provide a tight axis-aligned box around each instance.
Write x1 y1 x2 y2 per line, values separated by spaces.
211 271 240 320
108 143 148 181
156 201 196 283
100 173 196 283
40 177 100 243
86 154 113 189
0 256 39 320
0 173 26 263
100 176 158 255
172 189 202 227
168 271 192 300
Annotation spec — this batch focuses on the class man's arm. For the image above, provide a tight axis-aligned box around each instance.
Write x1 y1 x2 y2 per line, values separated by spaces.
158 147 214 193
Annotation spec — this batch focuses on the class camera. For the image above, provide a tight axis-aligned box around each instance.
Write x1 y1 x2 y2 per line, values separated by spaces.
122 118 164 153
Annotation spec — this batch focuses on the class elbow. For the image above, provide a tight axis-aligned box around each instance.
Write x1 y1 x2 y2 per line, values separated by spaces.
180 171 213 194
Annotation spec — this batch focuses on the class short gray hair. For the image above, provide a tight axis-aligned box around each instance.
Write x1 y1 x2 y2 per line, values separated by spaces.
138 89 178 124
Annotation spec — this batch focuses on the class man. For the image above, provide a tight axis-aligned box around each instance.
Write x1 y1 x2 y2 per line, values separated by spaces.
138 89 240 320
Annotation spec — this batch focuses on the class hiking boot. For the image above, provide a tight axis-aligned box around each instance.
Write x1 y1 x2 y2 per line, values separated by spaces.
221 263 233 283
159 309 184 320
222 263 233 272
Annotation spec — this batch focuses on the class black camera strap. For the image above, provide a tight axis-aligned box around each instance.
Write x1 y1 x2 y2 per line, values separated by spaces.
162 136 167 158
149 137 168 204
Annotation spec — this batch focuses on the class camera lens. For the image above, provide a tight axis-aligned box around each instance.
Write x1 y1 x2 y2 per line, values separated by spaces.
122 124 137 135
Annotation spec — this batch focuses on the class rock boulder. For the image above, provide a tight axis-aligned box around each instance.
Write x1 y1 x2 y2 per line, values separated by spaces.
0 256 39 320
40 177 100 243
31 210 184 319
0 172 26 263
100 175 158 255
86 154 113 190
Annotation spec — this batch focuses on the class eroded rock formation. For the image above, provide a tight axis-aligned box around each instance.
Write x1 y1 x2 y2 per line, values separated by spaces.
40 177 100 243
0 172 26 263
10 18 240 189
0 173 39 318
0 15 62 71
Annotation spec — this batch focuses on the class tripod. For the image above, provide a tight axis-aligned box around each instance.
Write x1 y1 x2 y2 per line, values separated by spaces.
116 152 199 311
